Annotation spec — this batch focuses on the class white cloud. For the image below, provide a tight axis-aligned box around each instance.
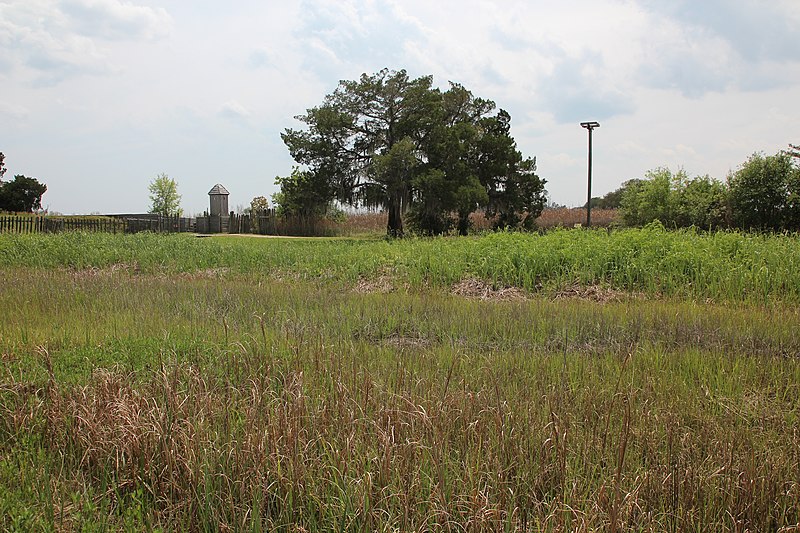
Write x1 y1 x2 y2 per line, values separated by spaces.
543 151 579 168
635 0 800 96
660 144 698 159
1 0 799 213
0 101 30 119
220 100 251 121
0 0 171 84
60 0 172 41
647 0 800 63
249 48 274 69
613 140 647 155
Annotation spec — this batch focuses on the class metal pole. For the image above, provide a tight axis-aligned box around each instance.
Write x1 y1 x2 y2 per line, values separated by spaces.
580 121 600 228
587 127 593 227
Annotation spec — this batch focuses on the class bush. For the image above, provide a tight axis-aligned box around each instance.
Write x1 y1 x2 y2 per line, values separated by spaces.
675 175 728 229
728 152 800 231
620 168 728 230
620 168 676 227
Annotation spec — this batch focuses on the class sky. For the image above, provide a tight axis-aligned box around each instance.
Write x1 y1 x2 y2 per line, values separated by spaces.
1 0 799 215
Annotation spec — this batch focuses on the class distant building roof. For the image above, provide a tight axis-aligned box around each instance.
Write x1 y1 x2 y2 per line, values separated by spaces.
208 184 230 196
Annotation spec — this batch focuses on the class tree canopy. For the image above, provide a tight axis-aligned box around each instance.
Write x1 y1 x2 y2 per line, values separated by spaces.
249 195 269 214
148 173 182 217
0 153 47 213
728 151 800 232
0 174 47 212
272 167 332 218
280 69 546 236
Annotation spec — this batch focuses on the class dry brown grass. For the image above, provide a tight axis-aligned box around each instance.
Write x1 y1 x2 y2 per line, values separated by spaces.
469 208 620 232
353 274 396 294
5 336 796 530
335 211 388 236
13 360 577 530
451 277 529 301
336 208 620 237
535 208 620 229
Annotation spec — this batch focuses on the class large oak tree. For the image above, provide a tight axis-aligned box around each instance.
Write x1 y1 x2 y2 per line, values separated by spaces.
281 69 546 236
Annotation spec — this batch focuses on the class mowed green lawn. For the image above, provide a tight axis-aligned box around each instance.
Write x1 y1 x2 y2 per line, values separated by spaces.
1 230 799 531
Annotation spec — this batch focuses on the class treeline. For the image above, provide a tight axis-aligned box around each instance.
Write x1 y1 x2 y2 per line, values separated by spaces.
593 147 800 231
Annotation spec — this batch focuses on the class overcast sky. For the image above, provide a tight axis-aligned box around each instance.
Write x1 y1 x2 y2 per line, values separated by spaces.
1 0 799 215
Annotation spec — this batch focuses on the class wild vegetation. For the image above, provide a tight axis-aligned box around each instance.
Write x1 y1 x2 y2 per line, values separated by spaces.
3 228 800 302
272 70 797 239
1 230 799 531
244 207 620 239
278 69 546 237
595 147 800 232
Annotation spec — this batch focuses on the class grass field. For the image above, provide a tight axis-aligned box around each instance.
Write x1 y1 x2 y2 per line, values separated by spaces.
1 229 799 531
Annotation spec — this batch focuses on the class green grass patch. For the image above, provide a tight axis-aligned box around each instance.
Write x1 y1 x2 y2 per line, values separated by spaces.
2 226 800 302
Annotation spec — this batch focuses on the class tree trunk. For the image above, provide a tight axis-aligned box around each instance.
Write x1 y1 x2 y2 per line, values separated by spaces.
387 197 404 237
457 210 470 236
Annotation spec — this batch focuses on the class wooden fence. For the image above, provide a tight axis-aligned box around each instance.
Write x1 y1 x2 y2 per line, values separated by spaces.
226 211 336 237
119 216 195 233
0 215 125 234
0 214 195 235
1 211 338 237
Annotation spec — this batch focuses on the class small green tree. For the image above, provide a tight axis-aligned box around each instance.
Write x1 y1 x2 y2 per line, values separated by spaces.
476 111 546 231
620 168 677 226
250 195 269 214
0 175 47 212
588 182 629 209
498 156 547 231
249 195 270 233
148 173 181 217
675 175 728 229
620 169 729 229
272 167 332 218
728 152 799 231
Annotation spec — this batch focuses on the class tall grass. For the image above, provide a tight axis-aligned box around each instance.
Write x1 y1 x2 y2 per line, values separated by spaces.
1 270 798 529
2 226 800 301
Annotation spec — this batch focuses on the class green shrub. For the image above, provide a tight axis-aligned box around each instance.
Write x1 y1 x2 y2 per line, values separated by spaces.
728 151 800 231
620 168 728 230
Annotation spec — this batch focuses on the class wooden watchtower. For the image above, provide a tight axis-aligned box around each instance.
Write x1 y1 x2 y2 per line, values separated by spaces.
209 184 230 216
208 184 230 233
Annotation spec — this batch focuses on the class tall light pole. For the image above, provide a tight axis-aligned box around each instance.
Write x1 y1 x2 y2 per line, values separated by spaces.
580 121 600 227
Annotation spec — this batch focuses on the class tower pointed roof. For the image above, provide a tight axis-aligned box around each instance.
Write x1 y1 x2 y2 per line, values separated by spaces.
208 184 229 196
